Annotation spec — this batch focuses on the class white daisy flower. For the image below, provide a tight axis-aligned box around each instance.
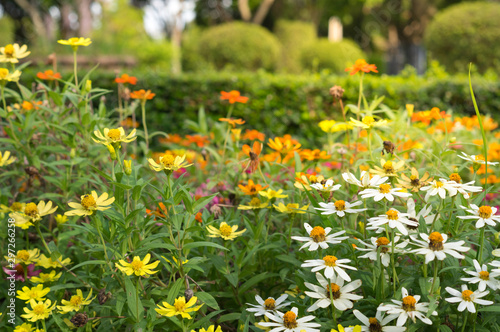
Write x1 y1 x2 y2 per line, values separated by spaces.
367 209 418 236
291 223 348 251
377 287 437 326
304 272 362 312
420 179 458 201
246 294 290 316
356 236 409 267
458 152 498 166
315 200 366 217
457 204 499 229
347 309 406 332
359 184 412 202
461 259 500 291
310 179 341 192
406 198 437 232
453 181 483 199
445 284 493 313
260 307 321 332
342 171 388 188
301 255 356 281
410 232 469 264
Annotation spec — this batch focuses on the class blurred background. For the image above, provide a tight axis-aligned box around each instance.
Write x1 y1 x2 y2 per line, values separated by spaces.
1 0 500 75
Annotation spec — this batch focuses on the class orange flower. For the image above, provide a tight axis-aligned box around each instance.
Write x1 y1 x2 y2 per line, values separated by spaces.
219 118 245 128
345 59 378 75
159 133 184 145
21 100 42 111
146 202 168 220
267 137 301 154
242 129 265 141
130 89 155 100
36 69 62 81
299 149 331 161
238 179 268 195
195 212 203 223
488 142 500 161
185 134 210 148
242 141 262 173
220 90 248 104
115 74 138 85
120 117 140 128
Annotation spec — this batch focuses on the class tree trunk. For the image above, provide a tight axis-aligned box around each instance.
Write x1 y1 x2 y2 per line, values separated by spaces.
60 2 73 39
171 0 184 75
13 0 48 46
238 0 251 21
252 0 275 25
77 0 93 37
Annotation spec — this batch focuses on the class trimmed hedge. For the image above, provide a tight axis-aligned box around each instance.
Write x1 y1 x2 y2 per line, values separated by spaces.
21 70 500 143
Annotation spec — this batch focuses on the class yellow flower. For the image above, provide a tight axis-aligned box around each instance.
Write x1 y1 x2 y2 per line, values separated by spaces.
398 167 432 192
0 150 16 166
319 120 336 133
115 253 160 277
10 201 58 229
258 189 288 199
370 158 405 177
14 323 35 332
155 296 203 319
4 248 40 265
58 37 92 51
21 299 56 322
406 104 414 117
36 254 72 269
273 203 309 214
191 326 222 332
0 201 25 213
206 222 246 241
0 68 21 83
162 255 189 267
55 214 68 224
331 324 362 332
148 153 193 173
92 127 137 147
0 43 30 63
65 191 115 217
124 159 132 175
238 197 269 210
349 116 387 129
17 284 51 303
30 270 62 284
57 289 95 313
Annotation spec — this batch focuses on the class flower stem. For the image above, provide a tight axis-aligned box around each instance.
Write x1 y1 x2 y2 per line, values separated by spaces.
391 228 397 293
73 50 79 90
357 73 364 118
430 260 438 294
461 312 468 332
445 196 456 234
477 227 485 262
141 101 149 156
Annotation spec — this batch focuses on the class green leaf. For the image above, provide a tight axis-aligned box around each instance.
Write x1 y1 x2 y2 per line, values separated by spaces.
225 271 238 287
183 241 228 251
167 278 184 304
239 272 278 293
124 277 143 322
196 292 219 310
68 260 106 271
192 193 217 213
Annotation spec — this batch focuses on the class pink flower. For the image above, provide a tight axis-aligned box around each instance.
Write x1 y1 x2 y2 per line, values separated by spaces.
3 263 41 282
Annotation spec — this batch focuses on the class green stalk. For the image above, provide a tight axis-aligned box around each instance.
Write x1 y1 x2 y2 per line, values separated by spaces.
141 100 149 155
430 260 438 294
477 227 485 262
357 72 364 118
73 50 79 90
461 312 468 332
390 228 397 292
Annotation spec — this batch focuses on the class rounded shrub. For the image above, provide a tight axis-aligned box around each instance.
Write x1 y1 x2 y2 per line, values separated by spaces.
198 22 281 71
425 2 500 73
300 38 366 74
274 20 317 73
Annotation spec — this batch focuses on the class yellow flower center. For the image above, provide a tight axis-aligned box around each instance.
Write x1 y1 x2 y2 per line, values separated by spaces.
4 44 14 56
402 295 416 311
462 290 474 301
376 237 390 253
435 181 444 188
81 194 96 209
428 232 444 251
220 224 233 237
11 202 22 211
130 260 144 271
334 200 346 211
309 175 318 183
17 250 30 261
0 68 9 79
379 184 391 194
25 203 38 216
475 155 485 162
160 154 175 168
479 271 490 280
368 317 382 332
173 298 186 312
264 298 276 310
29 290 39 299
386 209 399 220
323 255 338 267
479 206 492 219
449 173 462 183
33 304 46 315
383 161 394 173
249 197 262 207
310 226 326 243
69 295 83 307
283 311 298 329
410 175 418 181
68 37 80 44
362 116 375 126
107 129 121 141
326 283 341 299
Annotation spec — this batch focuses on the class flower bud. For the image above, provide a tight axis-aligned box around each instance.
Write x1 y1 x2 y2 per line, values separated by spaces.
405 104 414 117
70 148 76 158
84 80 92 93
106 144 116 160
70 312 88 327
55 214 68 224
124 159 132 175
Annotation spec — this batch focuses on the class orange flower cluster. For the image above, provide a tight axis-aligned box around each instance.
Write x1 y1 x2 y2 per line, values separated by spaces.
115 73 137 85
345 59 378 75
411 107 450 125
130 89 155 100
36 70 62 81
220 90 248 104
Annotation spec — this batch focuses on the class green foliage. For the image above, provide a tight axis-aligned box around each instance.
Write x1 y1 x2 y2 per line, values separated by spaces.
0 17 14 45
135 39 173 71
197 22 281 71
181 25 211 72
425 1 500 73
300 38 366 73
274 19 317 73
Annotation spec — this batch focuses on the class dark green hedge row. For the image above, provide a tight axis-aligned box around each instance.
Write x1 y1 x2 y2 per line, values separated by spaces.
25 69 500 142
